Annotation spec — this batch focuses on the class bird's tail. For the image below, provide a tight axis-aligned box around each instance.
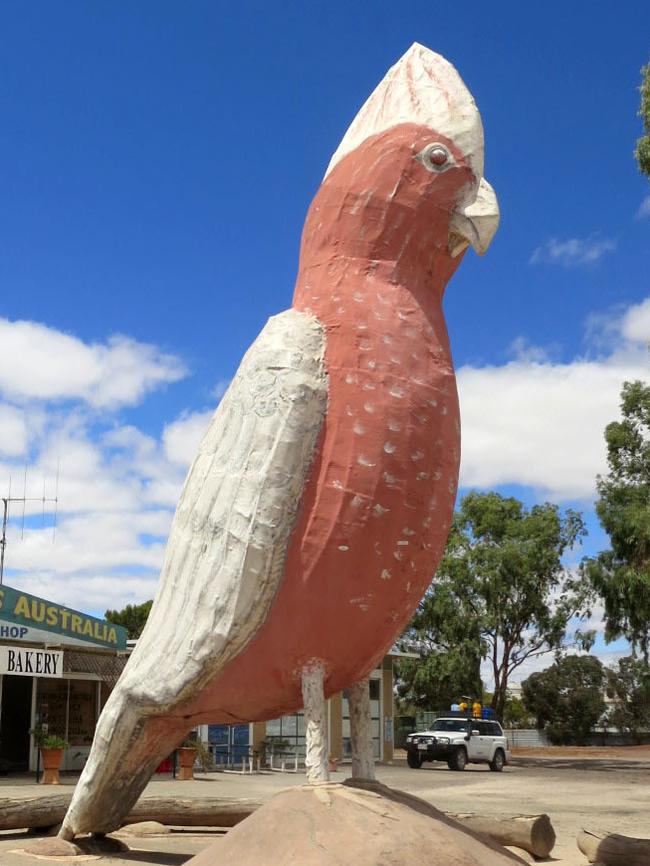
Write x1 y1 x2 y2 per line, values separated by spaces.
59 684 190 839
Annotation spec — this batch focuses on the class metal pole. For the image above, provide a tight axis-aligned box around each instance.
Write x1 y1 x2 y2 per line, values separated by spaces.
0 498 7 585
0 493 59 585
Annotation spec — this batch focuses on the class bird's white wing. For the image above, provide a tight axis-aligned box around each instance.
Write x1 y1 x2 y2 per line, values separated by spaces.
60 309 327 838
122 308 328 707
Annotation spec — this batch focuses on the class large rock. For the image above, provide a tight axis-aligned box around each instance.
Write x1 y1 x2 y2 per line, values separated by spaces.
18 837 81 858
114 820 170 836
187 781 527 866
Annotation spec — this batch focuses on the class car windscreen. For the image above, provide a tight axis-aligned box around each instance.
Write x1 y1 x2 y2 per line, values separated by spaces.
431 719 469 733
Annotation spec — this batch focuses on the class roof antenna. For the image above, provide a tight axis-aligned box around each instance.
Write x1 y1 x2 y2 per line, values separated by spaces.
21 463 27 540
1 463 61 585
52 459 60 543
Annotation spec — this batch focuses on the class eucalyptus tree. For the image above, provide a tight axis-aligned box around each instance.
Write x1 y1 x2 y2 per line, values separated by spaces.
400 492 593 718
636 62 650 177
582 381 650 661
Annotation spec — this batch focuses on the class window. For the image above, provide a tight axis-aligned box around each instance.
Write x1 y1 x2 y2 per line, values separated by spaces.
35 677 99 746
432 719 470 733
207 724 250 763
265 712 305 756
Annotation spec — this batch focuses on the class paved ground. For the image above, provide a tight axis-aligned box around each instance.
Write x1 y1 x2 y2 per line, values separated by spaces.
1 752 649 864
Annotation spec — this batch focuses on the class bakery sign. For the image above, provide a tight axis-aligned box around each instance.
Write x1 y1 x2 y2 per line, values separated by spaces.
0 646 63 678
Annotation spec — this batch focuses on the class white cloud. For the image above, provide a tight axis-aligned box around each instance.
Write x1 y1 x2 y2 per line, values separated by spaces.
619 296 650 343
0 318 186 408
530 236 616 266
508 336 555 364
0 404 28 456
459 298 650 500
15 571 162 616
637 195 650 219
211 379 231 401
162 410 213 467
1 299 647 619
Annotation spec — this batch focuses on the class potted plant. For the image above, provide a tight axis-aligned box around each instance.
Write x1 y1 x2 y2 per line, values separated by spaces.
31 728 69 785
176 735 211 780
257 737 290 769
328 754 340 773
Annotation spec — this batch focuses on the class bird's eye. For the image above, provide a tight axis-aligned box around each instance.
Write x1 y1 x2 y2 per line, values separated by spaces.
429 146 448 166
418 143 454 173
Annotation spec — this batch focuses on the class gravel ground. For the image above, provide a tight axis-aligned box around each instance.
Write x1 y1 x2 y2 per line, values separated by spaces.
1 752 648 864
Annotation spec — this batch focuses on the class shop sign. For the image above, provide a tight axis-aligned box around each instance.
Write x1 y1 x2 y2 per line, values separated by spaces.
0 646 63 678
0 584 127 650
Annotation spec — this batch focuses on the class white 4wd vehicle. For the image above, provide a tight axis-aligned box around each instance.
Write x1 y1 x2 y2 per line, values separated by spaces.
405 717 509 772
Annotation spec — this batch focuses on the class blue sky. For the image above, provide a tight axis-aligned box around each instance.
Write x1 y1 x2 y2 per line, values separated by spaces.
0 1 649 676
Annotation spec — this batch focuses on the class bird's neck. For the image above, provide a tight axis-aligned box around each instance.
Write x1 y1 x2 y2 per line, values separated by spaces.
292 255 455 377
292 178 464 333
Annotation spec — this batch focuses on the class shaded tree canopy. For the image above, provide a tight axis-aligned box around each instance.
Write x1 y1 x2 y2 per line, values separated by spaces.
606 656 650 741
105 600 153 639
581 381 650 661
521 655 605 744
398 491 593 718
636 62 650 177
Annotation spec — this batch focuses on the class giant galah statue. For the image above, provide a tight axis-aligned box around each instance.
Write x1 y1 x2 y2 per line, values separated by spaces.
61 43 499 839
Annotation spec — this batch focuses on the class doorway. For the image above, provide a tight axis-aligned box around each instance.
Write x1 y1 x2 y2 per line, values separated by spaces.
0 675 33 772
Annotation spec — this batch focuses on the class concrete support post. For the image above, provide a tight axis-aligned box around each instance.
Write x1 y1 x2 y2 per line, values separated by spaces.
349 677 375 780
301 661 329 783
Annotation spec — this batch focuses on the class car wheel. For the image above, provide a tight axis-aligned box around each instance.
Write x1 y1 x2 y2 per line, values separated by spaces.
489 749 505 772
447 748 467 771
407 750 423 769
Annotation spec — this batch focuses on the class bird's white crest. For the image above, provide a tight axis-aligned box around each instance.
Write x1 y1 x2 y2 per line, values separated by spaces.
326 43 485 180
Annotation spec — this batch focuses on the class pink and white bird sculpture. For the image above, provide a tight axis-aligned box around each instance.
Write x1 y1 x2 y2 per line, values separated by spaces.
61 43 499 839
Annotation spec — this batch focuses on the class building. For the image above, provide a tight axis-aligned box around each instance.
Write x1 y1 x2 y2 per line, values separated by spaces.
0 582 128 772
1 579 414 774
201 648 416 766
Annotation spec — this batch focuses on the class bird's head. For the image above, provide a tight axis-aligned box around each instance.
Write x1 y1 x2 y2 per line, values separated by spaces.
299 44 499 287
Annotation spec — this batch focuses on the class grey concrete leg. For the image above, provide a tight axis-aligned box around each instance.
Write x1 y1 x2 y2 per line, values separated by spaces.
349 677 375 780
301 661 330 783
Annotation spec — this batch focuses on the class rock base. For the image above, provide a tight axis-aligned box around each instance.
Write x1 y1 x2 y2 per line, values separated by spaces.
186 780 527 866
114 820 170 837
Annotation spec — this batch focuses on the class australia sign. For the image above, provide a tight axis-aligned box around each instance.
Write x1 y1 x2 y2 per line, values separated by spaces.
0 584 127 651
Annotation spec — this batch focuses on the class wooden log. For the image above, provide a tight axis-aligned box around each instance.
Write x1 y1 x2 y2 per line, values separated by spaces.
0 794 262 832
448 813 555 858
577 829 650 866
0 791 554 860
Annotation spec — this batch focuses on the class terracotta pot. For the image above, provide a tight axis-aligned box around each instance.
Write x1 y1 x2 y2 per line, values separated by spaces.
177 747 196 781
40 748 64 785
328 758 339 773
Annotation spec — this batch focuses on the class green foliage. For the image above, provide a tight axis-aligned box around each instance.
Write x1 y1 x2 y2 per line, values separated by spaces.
398 492 592 719
31 727 69 750
521 656 606 744
178 732 212 770
605 656 650 742
502 695 533 729
581 381 650 660
257 737 290 767
105 600 153 639
396 647 482 712
636 63 650 177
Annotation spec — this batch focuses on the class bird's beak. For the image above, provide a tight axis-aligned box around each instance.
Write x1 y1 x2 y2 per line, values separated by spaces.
449 178 500 257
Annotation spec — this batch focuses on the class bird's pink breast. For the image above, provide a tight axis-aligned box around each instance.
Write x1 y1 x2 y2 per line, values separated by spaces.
183 259 460 724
